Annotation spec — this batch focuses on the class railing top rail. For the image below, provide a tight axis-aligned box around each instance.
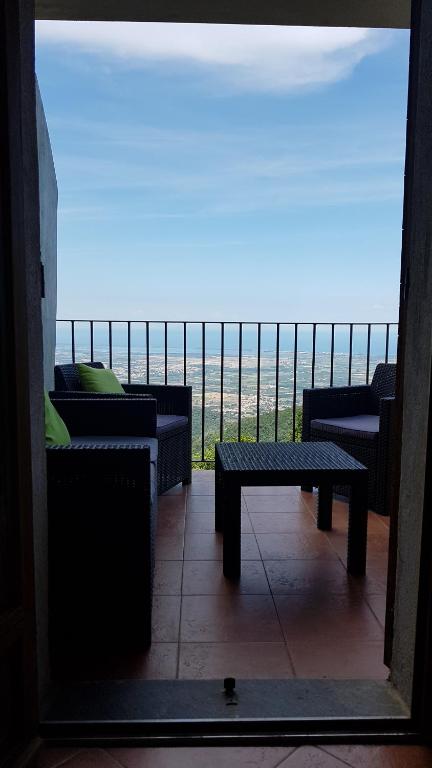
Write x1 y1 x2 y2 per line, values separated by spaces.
57 319 398 325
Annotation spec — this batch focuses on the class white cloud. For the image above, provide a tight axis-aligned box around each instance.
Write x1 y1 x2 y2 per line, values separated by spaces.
35 21 391 92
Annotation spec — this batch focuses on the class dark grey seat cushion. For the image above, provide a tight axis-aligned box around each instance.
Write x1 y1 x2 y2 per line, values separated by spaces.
310 414 379 441
156 414 188 435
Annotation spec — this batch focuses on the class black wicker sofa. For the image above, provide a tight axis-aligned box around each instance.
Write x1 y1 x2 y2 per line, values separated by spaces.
46 397 158 652
302 363 396 516
52 361 192 495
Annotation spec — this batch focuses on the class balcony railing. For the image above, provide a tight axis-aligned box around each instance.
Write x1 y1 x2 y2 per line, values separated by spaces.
56 320 398 465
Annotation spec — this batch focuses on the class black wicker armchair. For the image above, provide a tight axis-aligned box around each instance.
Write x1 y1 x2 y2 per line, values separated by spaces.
47 397 158 654
302 363 396 515
53 361 192 495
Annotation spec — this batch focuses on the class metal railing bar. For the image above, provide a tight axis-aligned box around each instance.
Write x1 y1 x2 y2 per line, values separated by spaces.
311 323 316 389
127 321 131 384
90 320 94 362
385 323 390 364
348 324 353 386
366 323 371 383
330 323 335 387
238 322 243 443
292 323 298 441
108 321 112 369
201 322 206 463
275 323 280 442
164 322 168 386
71 320 75 363
256 323 261 442
220 322 224 444
146 321 150 384
183 322 187 386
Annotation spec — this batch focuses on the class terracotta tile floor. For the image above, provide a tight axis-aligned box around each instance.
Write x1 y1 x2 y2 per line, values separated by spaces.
37 744 432 768
58 471 391 681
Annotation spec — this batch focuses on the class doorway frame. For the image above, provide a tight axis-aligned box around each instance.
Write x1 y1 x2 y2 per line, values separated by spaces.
5 0 432 750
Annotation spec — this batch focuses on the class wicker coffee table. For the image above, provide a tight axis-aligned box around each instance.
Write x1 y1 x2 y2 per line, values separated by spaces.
215 441 368 579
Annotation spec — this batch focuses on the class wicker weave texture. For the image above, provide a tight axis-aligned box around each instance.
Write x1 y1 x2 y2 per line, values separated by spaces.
217 440 366 473
47 443 156 649
54 363 192 494
302 363 396 515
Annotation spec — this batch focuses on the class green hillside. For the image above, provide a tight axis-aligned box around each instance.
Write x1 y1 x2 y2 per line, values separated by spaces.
192 406 303 466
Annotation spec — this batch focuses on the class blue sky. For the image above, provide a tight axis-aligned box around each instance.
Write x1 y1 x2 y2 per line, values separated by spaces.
35 23 410 322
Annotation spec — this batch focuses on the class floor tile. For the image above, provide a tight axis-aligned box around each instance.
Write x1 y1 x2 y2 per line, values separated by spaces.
189 473 215 495
127 643 178 680
40 747 432 768
326 530 389 562
52 645 179 682
243 485 301 497
365 532 390 555
289 639 388 679
275 594 383 642
323 745 432 768
186 491 249 515
368 511 391 532
153 561 183 595
107 746 294 768
156 509 186 537
355 561 388 596
152 596 181 642
264 558 355 595
365 594 387 627
162 484 188 497
158 495 187 514
155 533 184 560
185 512 252 534
256 532 338 560
278 746 348 767
184 533 260 560
182 560 270 595
250 512 316 534
38 750 120 768
37 749 84 768
180 594 283 642
187 495 215 514
320 505 390 533
244 495 307 514
178 641 294 679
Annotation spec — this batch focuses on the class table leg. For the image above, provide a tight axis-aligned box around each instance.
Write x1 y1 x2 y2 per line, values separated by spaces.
223 480 242 579
348 479 368 576
215 452 224 532
317 483 333 530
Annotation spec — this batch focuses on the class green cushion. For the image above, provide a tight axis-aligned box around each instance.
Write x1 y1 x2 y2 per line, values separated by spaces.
77 363 124 394
44 391 71 446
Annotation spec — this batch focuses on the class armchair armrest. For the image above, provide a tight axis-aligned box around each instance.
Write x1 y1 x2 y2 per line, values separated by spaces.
51 396 157 437
302 385 374 441
123 383 192 417
46 442 152 488
50 390 153 400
